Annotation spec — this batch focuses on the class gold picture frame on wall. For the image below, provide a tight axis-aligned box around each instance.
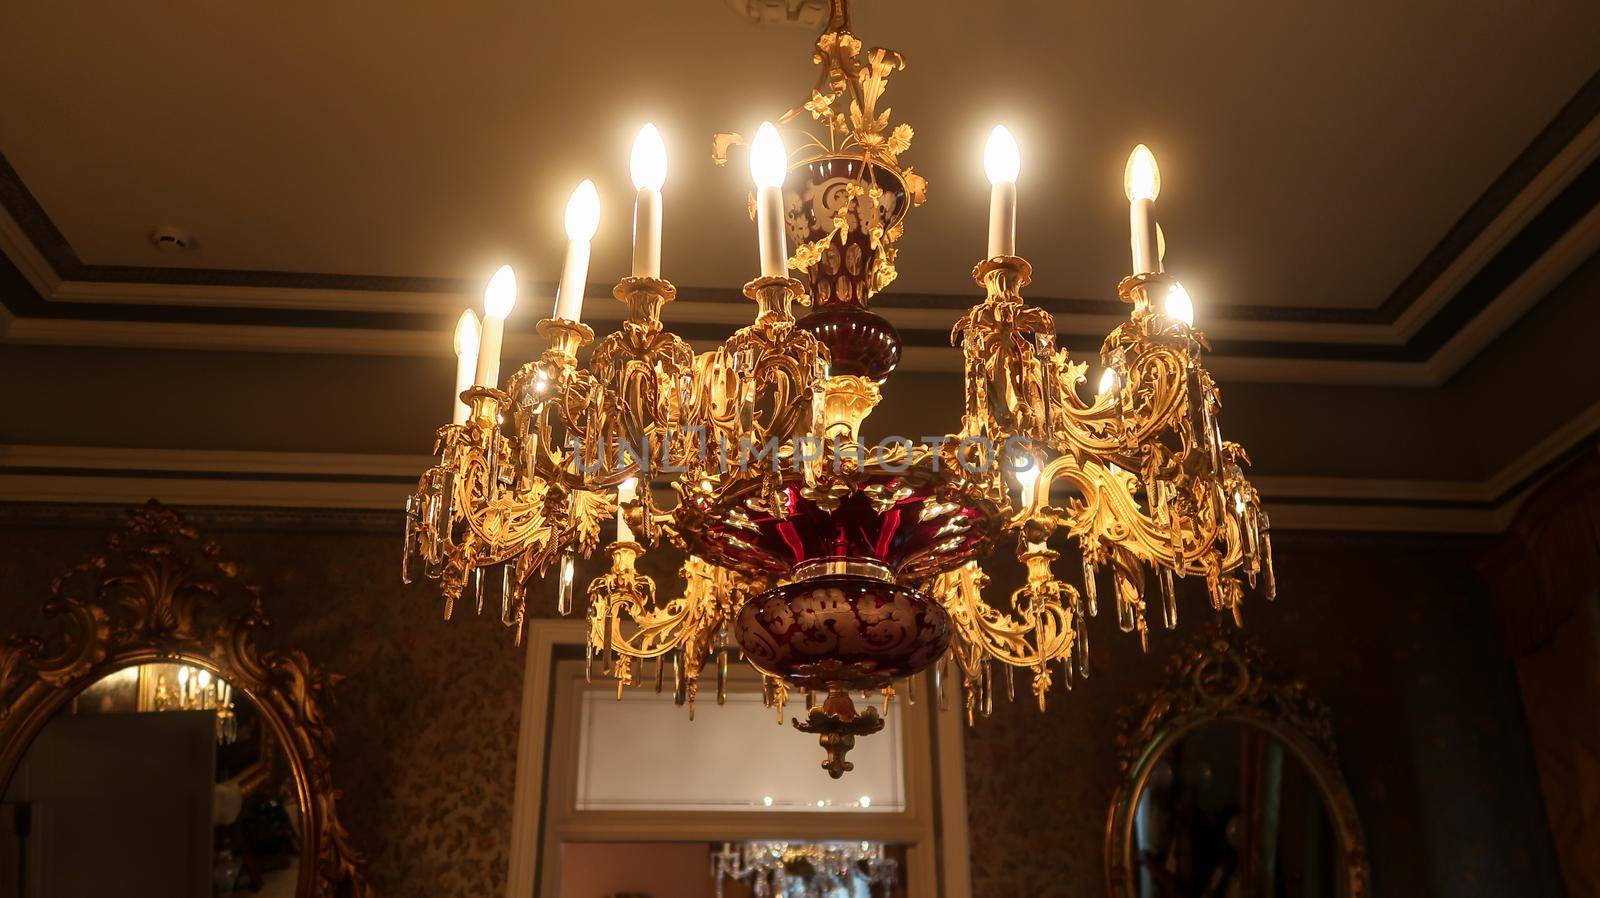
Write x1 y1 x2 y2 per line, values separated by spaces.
0 501 367 898
1104 622 1370 898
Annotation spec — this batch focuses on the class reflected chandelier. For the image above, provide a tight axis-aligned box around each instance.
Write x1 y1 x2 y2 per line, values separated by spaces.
712 841 896 898
404 0 1276 776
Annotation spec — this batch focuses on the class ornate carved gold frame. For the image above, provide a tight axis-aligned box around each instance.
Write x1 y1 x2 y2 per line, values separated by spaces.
1104 622 1369 897
0 502 367 898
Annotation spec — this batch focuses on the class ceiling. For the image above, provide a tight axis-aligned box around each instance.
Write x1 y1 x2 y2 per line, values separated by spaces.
1 0 1598 530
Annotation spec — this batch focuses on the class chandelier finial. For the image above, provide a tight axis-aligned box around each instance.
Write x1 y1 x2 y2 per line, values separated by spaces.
825 0 850 33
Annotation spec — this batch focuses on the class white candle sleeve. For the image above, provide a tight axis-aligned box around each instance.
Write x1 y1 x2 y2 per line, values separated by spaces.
988 180 1017 259
632 188 662 279
452 351 477 424
555 239 591 322
1130 198 1159 275
756 185 787 277
474 315 505 388
617 478 637 542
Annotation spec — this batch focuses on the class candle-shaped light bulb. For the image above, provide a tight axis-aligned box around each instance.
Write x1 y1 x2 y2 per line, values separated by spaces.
750 122 789 277
630 124 667 278
484 264 517 318
630 123 667 192
750 122 787 189
564 179 601 242
555 180 599 321
474 265 516 388
984 125 1020 259
1124 144 1161 202
616 475 638 543
1165 282 1195 326
451 309 481 424
1009 448 1042 506
984 125 1021 185
1097 367 1119 396
1124 144 1162 276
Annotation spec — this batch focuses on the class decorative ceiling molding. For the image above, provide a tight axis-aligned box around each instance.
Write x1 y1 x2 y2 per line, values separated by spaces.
0 74 1596 388
6 403 1597 533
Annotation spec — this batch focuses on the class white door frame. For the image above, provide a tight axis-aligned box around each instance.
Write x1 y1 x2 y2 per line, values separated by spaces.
504 618 972 898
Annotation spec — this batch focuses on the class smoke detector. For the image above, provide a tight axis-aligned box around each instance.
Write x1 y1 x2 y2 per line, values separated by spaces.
150 226 194 253
726 0 828 27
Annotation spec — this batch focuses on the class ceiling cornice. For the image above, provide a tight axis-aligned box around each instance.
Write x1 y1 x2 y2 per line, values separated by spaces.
1 75 1596 388
4 401 1597 533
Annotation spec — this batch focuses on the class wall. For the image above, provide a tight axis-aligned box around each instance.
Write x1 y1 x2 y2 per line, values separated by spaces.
0 507 1568 898
0 505 526 898
963 530 1567 898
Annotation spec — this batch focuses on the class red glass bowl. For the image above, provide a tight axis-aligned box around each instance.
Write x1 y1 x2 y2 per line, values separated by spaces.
734 574 951 690
676 468 1000 582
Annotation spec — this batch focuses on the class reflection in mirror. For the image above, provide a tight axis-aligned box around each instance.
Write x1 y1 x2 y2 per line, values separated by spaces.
1 664 301 898
1129 723 1337 898
712 841 900 898
1106 624 1369 898
554 842 907 898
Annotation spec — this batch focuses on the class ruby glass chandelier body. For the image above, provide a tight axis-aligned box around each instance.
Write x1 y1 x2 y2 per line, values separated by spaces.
403 0 1276 776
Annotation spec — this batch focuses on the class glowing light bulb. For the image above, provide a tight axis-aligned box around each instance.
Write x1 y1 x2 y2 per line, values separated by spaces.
1124 144 1161 202
198 669 211 689
984 125 1020 185
750 122 787 189
483 265 517 319
762 795 774 807
630 123 667 191
454 309 480 358
1165 282 1195 326
858 795 872 808
178 666 190 685
565 180 600 242
1098 368 1119 396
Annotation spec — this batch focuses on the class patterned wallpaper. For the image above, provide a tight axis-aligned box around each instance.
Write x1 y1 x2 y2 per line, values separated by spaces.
0 507 1570 898
962 531 1567 898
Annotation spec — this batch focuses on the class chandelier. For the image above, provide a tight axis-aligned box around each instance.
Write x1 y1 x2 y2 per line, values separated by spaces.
150 664 240 744
712 841 897 898
403 0 1275 776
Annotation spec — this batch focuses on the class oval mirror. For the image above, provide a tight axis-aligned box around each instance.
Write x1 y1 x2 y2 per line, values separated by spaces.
3 663 303 896
0 503 366 898
1106 624 1369 898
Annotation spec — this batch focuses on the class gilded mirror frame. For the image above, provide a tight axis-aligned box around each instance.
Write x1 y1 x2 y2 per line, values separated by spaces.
1104 622 1370 898
0 502 367 898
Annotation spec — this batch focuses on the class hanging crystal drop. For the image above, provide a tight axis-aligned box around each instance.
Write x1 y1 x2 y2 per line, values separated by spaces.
1261 530 1278 601
1082 556 1099 617
672 650 685 705
500 563 516 625
654 656 665 694
556 552 576 616
1115 564 1143 633
935 657 949 712
1160 566 1178 629
1004 664 1015 702
716 649 728 706
401 495 419 585
473 567 485 615
1076 606 1091 678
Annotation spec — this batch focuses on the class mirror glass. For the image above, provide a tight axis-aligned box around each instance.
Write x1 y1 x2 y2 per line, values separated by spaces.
1129 721 1339 898
0 663 304 898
